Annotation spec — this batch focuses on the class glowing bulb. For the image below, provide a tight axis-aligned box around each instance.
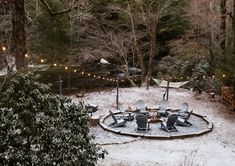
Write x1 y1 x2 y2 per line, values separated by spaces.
81 71 84 75
88 73 90 76
65 66 68 70
25 54 28 58
222 74 226 78
53 63 57 67
212 75 215 78
40 59 44 63
2 46 6 51
203 75 206 79
94 75 96 78
74 69 77 72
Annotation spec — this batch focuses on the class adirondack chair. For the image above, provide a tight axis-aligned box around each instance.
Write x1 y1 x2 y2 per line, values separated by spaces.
117 103 134 121
157 100 170 117
178 102 190 119
160 114 178 132
176 110 193 127
135 100 150 118
136 114 150 133
109 110 127 127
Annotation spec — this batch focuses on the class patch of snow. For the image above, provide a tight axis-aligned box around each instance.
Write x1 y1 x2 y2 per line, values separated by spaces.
70 86 235 166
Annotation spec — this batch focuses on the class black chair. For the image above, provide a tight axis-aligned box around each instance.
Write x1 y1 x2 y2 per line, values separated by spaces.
176 110 192 127
160 114 178 132
136 114 150 133
109 110 127 128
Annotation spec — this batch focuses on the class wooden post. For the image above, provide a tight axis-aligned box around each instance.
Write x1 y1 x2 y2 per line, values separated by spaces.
59 75 62 96
166 81 169 100
146 76 149 90
116 77 119 109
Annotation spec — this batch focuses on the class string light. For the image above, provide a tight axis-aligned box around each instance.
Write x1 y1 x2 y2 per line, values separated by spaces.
2 46 6 51
13 53 230 83
16 55 230 83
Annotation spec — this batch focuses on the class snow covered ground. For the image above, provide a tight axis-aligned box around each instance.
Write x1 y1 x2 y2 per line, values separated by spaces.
71 86 235 166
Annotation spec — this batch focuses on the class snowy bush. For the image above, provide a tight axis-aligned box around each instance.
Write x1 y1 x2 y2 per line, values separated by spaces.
0 72 104 165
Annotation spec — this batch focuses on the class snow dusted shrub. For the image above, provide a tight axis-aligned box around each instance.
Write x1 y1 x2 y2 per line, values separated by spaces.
0 72 104 165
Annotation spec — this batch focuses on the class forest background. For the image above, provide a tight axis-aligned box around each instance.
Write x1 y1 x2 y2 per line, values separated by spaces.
0 0 235 92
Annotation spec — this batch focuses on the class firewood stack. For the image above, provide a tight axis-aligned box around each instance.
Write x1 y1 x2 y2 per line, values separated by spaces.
221 86 235 110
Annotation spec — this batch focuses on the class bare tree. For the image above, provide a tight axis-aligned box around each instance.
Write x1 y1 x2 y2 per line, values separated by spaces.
129 0 176 88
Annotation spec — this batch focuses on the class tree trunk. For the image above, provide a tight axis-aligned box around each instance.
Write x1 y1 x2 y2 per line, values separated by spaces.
233 0 235 53
147 22 157 89
220 0 227 51
128 2 146 85
12 0 27 70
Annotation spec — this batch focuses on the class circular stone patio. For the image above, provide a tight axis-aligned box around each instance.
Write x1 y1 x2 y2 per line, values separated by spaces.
99 111 213 139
